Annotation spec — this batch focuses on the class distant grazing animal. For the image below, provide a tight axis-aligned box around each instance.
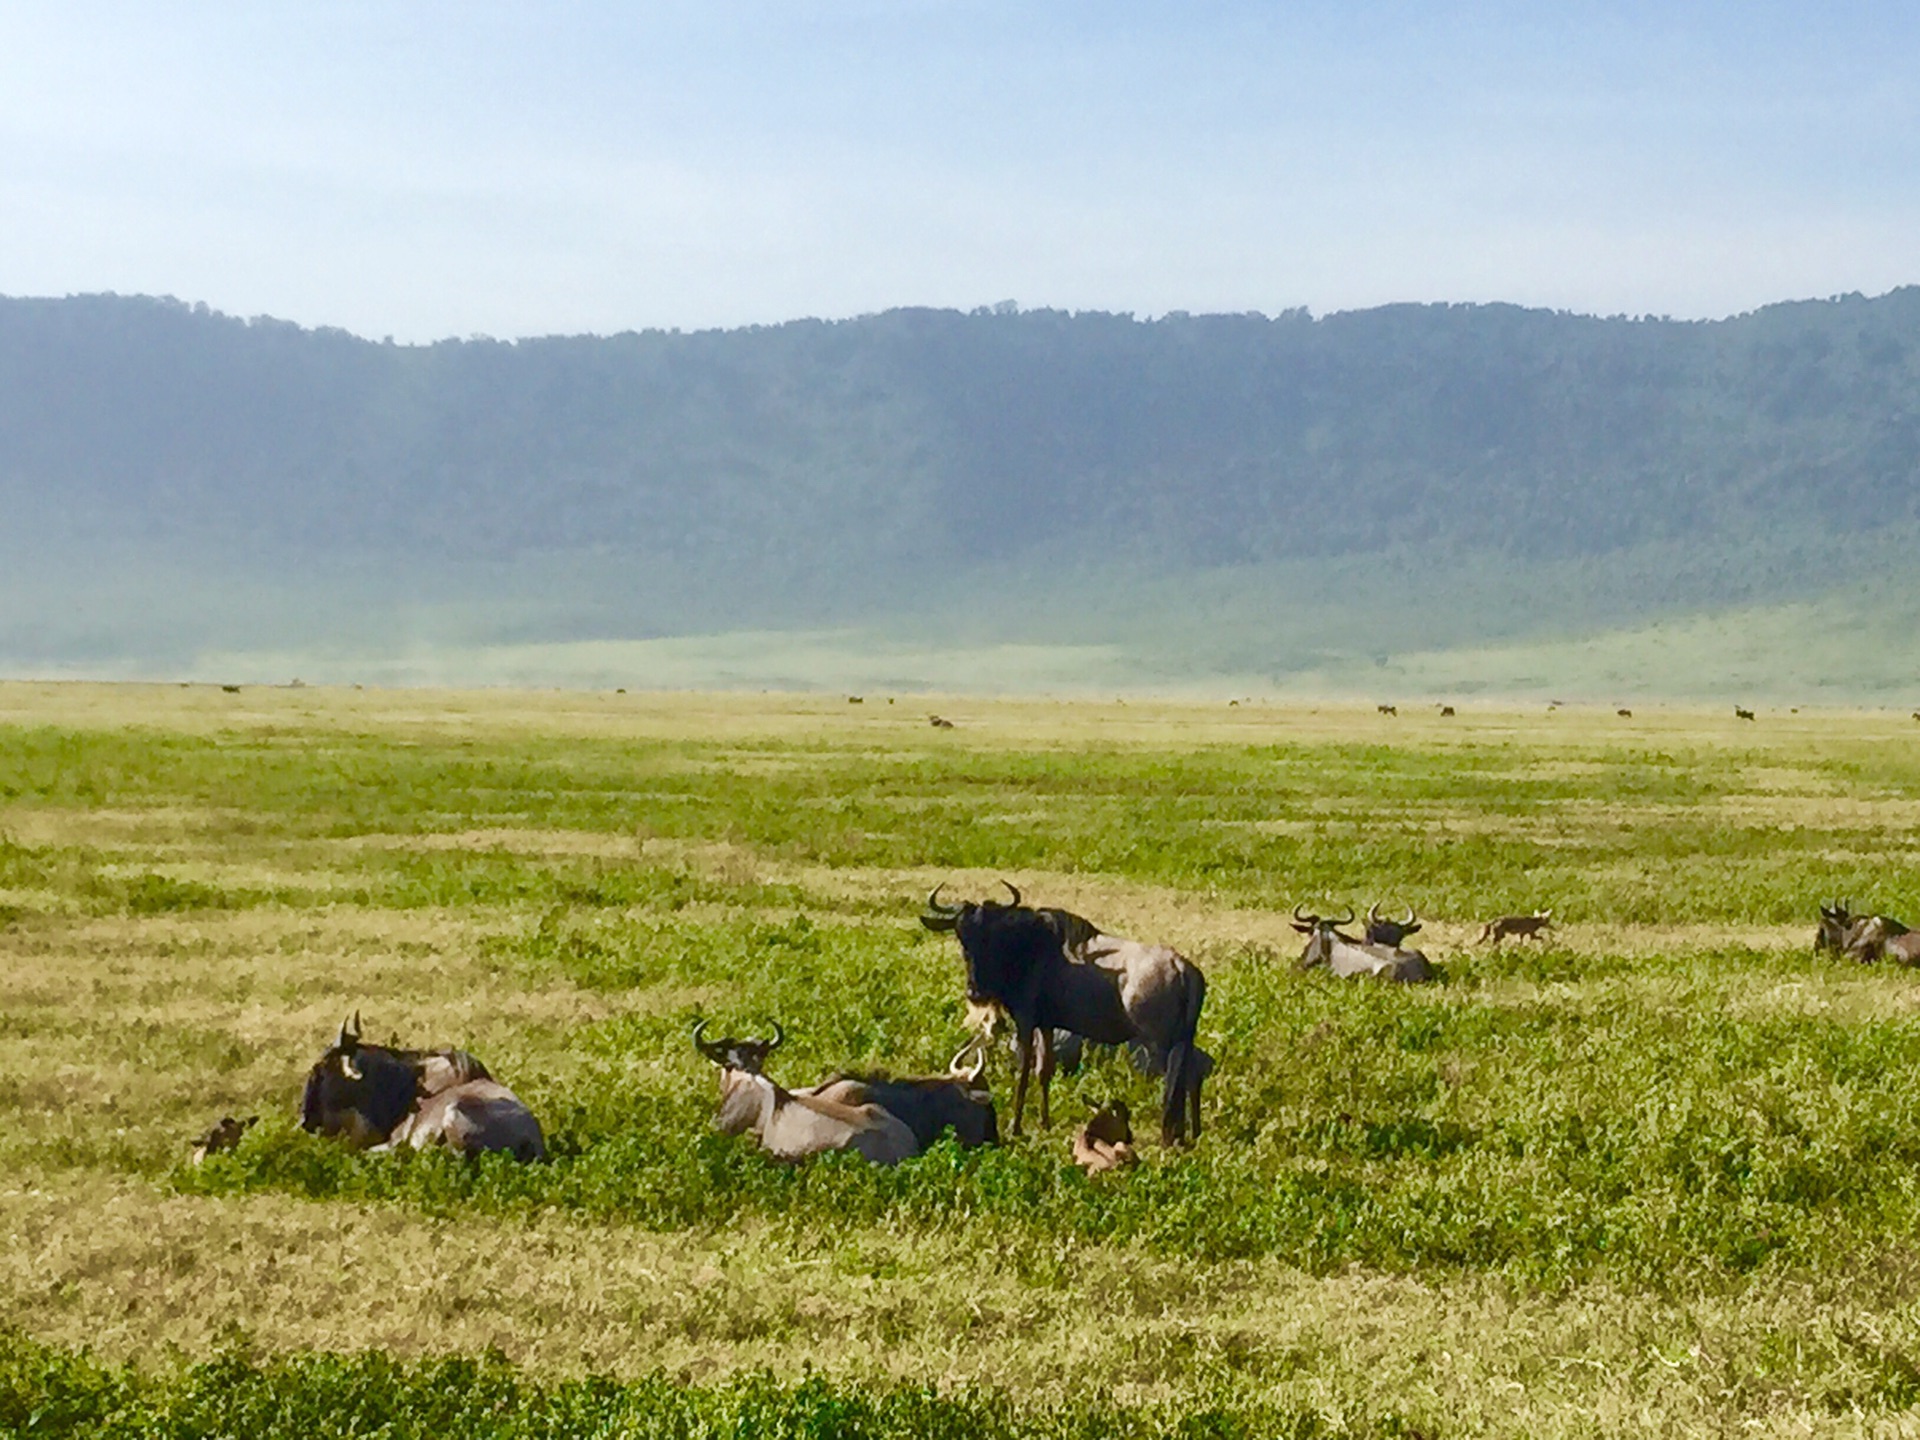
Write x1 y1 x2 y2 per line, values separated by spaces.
922 884 1206 1145
1071 1101 1138 1175
1477 912 1553 945
220 684 241 694
1735 707 1756 721
1292 906 1434 983
1377 704 1398 716
1439 705 1455 717
801 1039 1000 1149
1618 709 1633 718
300 1013 545 1162
189 1114 256 1165
929 714 955 729
1364 903 1423 950
848 695 864 704
694 1022 918 1165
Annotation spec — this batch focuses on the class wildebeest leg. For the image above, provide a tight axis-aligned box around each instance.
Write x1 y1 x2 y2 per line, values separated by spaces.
1010 1026 1034 1137
1034 1026 1055 1131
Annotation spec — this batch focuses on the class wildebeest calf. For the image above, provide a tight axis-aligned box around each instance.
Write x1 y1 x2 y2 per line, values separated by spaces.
1071 1101 1138 1175
1477 911 1553 944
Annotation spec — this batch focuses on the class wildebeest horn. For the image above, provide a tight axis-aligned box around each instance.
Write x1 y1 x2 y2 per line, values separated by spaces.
336 1011 362 1049
691 1018 727 1065
921 883 964 931
948 1037 986 1083
999 879 1022 906
768 1022 785 1052
1333 906 1355 926
1368 902 1382 926
1403 906 1418 925
1293 903 1312 924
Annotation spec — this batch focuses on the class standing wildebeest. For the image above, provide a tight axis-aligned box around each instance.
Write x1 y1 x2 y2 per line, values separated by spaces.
1364 903 1423 949
1477 911 1553 944
693 1021 918 1165
1377 704 1398 716
300 1014 545 1161
1439 705 1456 717
1293 906 1435 983
1735 707 1756 721
921 885 1206 1146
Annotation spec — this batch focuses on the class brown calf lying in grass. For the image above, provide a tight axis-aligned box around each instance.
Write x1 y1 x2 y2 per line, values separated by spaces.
1072 1102 1137 1176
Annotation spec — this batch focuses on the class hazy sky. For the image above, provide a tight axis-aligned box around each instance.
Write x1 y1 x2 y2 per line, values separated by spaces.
2 2 1915 340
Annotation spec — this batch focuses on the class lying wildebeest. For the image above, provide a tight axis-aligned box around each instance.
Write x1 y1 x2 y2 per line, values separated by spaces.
803 1039 1000 1149
921 884 1206 1146
1292 906 1434 983
1477 911 1553 944
300 1013 546 1162
189 1114 257 1165
929 714 956 729
1816 901 1920 965
1072 1101 1137 1176
1364 902 1423 949
693 1021 918 1165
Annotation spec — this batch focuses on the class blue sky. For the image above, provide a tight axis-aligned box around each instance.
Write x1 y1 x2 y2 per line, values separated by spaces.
1 2 1914 339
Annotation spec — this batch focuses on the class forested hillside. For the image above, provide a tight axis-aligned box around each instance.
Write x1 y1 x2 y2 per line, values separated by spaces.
4 289 1918 692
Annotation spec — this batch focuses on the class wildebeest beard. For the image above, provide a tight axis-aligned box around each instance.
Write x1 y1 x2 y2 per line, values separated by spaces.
956 906 1067 1005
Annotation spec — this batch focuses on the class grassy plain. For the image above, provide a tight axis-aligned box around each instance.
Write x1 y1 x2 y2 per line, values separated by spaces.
6 682 1920 1435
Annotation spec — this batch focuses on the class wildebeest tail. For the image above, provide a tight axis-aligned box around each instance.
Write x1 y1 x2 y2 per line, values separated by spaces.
1160 964 1207 1144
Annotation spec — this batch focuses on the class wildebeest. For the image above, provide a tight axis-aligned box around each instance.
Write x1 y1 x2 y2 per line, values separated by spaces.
1439 705 1455 717
1735 706 1756 721
802 1039 1001 1149
1618 708 1633 718
1292 906 1435 983
1815 901 1920 965
1071 1101 1138 1175
694 1021 919 1165
929 714 956 729
1377 704 1398 716
189 1114 257 1165
300 1014 546 1162
921 884 1206 1146
1364 902 1423 949
1477 911 1553 944
965 997 1087 1078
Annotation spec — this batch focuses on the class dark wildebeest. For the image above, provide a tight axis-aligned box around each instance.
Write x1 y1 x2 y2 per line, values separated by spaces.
1071 1100 1137 1175
1364 902 1423 950
1439 705 1456 717
1377 704 1398 716
300 1014 546 1161
1735 707 1756 721
929 714 956 729
691 1021 998 1147
692 1022 918 1165
803 1040 1001 1150
921 884 1206 1146
1293 906 1434 983
1618 708 1633 718
1477 911 1553 944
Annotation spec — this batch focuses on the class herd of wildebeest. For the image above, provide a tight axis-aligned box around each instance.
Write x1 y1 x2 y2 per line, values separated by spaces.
186 886 1912 1175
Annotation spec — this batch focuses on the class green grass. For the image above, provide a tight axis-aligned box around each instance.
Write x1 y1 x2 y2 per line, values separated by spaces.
0 1333 1394 1439
15 688 1920 1433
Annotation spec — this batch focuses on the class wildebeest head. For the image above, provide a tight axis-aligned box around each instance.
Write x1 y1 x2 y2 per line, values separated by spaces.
921 882 1080 1005
1291 904 1357 967
300 1012 423 1148
1816 900 1857 954
691 1018 785 1074
1365 903 1422 948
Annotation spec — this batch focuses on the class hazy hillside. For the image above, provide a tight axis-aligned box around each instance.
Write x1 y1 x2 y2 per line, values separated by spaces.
3 289 1918 695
